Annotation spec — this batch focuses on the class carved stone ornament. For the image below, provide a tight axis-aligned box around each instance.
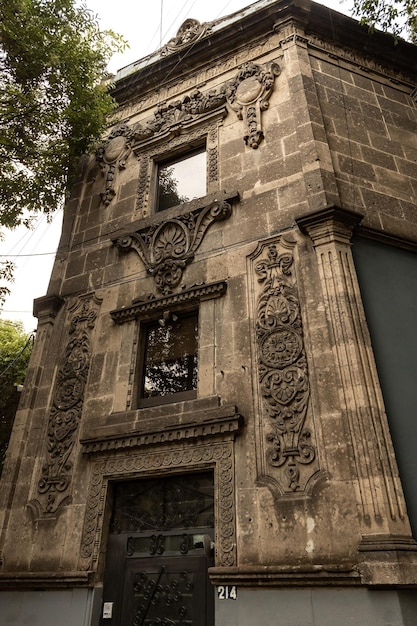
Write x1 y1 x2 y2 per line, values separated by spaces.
28 294 102 519
226 62 281 148
163 19 208 54
78 441 238 572
110 281 227 325
96 123 141 206
250 237 322 495
134 89 227 142
113 198 233 294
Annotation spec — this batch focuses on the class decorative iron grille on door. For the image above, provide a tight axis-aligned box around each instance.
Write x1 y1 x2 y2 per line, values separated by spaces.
101 473 214 626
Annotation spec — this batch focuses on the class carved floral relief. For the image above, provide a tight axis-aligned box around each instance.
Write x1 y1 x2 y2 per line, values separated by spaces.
28 294 102 519
250 237 321 495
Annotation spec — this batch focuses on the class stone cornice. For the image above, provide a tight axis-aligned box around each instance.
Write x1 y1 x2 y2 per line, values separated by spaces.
296 205 364 247
112 0 417 106
0 571 93 589
33 294 65 323
209 564 361 587
110 280 227 324
80 405 243 453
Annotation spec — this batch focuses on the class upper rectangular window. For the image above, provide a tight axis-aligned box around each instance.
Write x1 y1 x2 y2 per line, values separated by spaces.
156 148 206 212
138 311 198 407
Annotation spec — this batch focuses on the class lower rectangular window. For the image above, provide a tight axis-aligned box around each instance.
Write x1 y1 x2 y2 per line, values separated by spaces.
139 311 198 407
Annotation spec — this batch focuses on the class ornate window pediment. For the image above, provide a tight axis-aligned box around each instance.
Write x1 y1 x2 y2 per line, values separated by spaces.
112 192 237 294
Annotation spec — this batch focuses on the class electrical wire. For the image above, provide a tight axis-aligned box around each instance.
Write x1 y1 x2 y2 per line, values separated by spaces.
0 331 35 379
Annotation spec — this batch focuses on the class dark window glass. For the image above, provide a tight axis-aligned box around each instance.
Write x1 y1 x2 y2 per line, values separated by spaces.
110 472 214 534
157 149 206 212
140 312 198 405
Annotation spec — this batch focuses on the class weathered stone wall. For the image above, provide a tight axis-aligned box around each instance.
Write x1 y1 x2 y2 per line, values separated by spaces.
1 0 416 615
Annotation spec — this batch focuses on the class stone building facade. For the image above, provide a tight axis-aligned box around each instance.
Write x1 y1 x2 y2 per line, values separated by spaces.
1 0 417 624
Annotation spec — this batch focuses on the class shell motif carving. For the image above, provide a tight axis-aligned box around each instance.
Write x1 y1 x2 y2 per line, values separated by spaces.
253 239 319 495
113 199 232 294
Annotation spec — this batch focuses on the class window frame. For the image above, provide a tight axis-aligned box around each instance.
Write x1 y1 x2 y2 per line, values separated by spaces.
137 309 199 408
153 142 207 214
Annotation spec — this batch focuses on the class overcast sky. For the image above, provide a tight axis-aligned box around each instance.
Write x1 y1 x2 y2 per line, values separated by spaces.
0 0 351 332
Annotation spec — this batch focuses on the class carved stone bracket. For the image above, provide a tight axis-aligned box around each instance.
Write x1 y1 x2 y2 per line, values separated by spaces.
112 195 236 293
28 293 102 519
162 19 209 54
96 124 140 206
249 236 322 496
226 62 281 148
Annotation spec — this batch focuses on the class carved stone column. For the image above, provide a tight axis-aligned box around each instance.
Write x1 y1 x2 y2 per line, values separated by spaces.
297 206 417 584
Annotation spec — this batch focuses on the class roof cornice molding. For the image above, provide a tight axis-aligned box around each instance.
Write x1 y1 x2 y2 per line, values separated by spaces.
112 0 417 105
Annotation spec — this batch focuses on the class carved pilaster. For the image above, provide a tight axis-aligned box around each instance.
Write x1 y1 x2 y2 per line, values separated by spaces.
296 206 411 537
249 236 323 496
28 293 102 519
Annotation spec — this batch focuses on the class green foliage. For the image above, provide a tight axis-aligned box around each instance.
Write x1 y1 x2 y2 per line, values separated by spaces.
0 259 14 308
158 166 189 211
0 0 126 228
351 0 417 43
0 320 33 472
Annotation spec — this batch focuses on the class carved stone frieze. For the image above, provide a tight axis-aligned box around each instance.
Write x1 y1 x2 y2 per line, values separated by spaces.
113 197 235 293
78 441 238 573
28 294 102 519
96 124 140 206
226 62 281 148
249 237 322 496
162 19 209 54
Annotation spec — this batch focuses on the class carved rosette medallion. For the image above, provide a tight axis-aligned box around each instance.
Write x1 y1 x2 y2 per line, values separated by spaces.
226 62 281 148
96 124 139 206
113 199 233 293
251 238 319 495
28 294 102 518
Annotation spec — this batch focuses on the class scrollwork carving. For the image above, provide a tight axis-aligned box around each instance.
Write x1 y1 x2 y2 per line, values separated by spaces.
226 62 281 148
251 238 321 495
28 294 102 519
96 124 141 206
113 198 233 293
138 89 227 140
162 19 208 54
